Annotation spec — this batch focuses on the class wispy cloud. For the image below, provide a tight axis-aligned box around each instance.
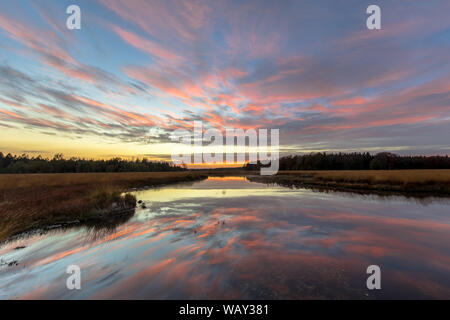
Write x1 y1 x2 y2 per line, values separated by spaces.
0 0 449 157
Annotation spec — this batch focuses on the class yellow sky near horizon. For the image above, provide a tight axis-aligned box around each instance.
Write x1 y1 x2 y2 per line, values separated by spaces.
0 127 266 169
0 127 170 160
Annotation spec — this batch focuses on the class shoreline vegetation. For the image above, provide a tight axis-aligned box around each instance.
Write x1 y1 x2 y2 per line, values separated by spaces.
247 170 450 196
1 170 449 244
0 172 206 243
1 151 449 244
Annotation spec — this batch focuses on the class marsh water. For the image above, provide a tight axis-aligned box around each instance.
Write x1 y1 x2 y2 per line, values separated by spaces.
1 177 450 299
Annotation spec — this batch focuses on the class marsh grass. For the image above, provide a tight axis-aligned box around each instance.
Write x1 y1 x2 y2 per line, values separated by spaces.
0 172 206 242
0 171 205 191
254 170 450 195
2 170 447 242
307 170 450 184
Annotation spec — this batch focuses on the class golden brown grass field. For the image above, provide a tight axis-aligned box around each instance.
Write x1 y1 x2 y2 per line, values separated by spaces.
280 169 450 184
0 171 206 191
256 169 450 195
0 172 206 242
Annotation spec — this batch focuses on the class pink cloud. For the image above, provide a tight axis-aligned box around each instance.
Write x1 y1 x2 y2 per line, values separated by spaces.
112 25 184 63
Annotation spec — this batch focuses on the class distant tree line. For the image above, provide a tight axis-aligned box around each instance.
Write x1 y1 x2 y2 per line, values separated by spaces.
0 152 185 173
244 152 450 171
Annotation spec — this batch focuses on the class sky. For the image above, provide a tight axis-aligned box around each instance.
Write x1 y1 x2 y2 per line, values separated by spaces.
0 0 449 164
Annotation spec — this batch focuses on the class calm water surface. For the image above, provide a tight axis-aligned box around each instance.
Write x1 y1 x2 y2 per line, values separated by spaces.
1 177 450 299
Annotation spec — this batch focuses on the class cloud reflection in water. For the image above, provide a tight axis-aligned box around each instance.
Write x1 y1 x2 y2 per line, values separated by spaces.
1 177 449 299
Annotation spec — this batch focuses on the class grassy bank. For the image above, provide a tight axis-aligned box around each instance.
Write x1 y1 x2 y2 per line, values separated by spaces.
0 172 206 242
2 170 449 242
248 170 450 195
